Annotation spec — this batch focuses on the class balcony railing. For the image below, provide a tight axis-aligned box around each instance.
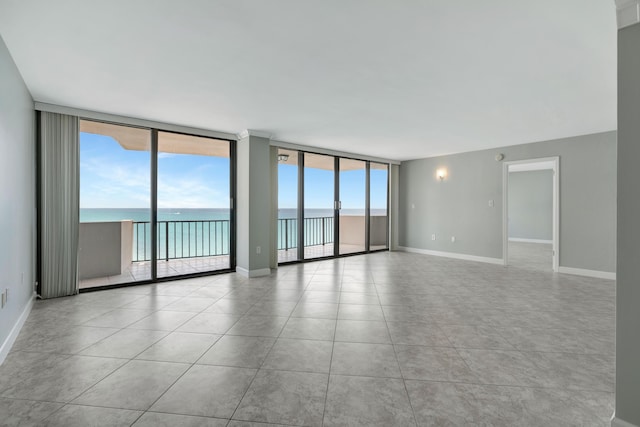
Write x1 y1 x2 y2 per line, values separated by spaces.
133 220 230 262
131 217 335 261
277 216 334 251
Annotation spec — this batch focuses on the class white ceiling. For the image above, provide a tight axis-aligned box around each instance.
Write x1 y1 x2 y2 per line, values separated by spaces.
0 0 617 161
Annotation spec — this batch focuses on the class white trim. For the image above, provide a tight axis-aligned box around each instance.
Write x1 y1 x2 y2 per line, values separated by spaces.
0 293 35 365
508 238 553 244
558 266 616 281
615 0 640 29
611 414 639 427
270 139 400 165
503 156 560 272
237 129 272 140
508 161 555 172
236 267 272 278
398 246 503 265
34 102 237 141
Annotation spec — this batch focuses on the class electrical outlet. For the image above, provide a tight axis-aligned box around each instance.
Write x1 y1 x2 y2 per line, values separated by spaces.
1 290 6 308
256 246 261 254
431 234 436 241
451 236 456 243
488 200 494 207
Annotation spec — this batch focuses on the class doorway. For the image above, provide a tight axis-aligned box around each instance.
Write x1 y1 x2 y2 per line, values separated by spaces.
503 157 559 272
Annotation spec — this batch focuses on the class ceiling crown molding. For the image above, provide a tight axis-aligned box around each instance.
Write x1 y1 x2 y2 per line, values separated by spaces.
615 0 640 29
237 129 272 140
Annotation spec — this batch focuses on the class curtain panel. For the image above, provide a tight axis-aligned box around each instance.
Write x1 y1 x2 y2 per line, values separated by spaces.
39 112 79 298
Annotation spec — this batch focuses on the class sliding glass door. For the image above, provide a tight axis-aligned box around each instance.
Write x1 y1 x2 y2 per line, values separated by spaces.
156 132 232 278
78 120 152 289
277 149 299 263
303 153 335 259
370 162 389 251
339 159 367 254
78 120 235 289
277 149 389 264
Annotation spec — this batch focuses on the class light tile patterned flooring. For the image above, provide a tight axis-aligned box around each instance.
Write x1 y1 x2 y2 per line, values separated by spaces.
508 241 553 272
278 243 368 263
80 256 232 289
2 251 615 426
80 244 369 289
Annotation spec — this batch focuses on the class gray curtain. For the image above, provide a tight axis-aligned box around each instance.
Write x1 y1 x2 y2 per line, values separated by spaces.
40 112 79 298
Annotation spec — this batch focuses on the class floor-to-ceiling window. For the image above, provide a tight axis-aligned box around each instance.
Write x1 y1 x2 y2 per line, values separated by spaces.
339 159 367 254
369 162 389 251
303 153 336 259
156 131 232 278
277 148 299 263
78 120 235 289
277 148 389 264
78 120 152 288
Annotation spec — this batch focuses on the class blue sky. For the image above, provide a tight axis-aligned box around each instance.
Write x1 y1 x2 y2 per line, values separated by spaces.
80 133 230 208
80 132 387 210
278 164 388 210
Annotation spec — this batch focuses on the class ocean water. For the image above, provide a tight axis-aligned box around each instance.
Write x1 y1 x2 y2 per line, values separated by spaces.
80 208 387 260
80 208 387 222
80 208 231 223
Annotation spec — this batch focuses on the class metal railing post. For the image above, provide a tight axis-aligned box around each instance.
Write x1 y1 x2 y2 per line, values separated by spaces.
322 217 325 245
285 219 289 251
165 222 169 261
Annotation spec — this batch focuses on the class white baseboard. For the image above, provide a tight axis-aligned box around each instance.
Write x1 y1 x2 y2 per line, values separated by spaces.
398 246 503 265
508 238 553 244
236 267 272 278
0 293 35 365
558 266 616 280
612 414 639 427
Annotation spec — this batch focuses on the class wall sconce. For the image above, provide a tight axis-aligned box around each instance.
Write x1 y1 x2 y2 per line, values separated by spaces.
277 154 289 162
436 168 447 181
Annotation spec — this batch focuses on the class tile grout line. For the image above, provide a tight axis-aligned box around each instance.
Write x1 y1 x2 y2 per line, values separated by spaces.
320 262 344 426
376 271 419 427
226 271 311 424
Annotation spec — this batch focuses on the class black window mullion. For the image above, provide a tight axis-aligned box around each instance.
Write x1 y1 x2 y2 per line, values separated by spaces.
365 161 371 252
298 151 305 261
334 156 340 257
150 129 158 280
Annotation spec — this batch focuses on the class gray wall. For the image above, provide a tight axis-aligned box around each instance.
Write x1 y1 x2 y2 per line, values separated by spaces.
399 131 616 272
508 170 553 241
236 134 272 274
389 164 400 250
0 35 35 356
616 21 640 427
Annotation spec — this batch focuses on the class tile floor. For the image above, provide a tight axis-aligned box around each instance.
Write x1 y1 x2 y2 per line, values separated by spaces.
278 244 370 263
508 241 553 272
1 251 615 426
79 256 232 290
80 243 372 289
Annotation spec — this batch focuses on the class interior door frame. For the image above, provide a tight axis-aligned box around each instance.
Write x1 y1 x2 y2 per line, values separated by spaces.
502 156 560 272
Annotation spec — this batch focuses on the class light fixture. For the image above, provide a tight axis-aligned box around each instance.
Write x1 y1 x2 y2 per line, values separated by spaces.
277 153 289 162
436 168 447 181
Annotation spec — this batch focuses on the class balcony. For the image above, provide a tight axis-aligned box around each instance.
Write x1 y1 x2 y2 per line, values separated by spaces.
79 216 387 289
